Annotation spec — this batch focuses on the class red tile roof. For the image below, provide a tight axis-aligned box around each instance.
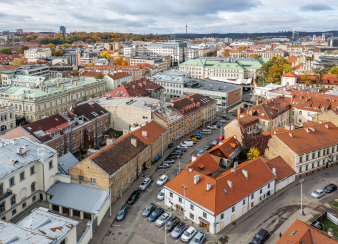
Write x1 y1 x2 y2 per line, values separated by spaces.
264 156 295 183
171 94 216 115
298 74 338 86
131 120 167 146
107 72 132 80
165 157 276 215
1 65 20 70
276 219 338 244
102 78 164 98
293 63 304 70
81 71 102 77
209 136 241 160
282 72 297 78
287 56 297 64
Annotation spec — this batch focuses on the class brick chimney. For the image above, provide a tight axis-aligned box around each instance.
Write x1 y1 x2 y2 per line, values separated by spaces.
325 124 329 129
289 132 293 137
319 120 323 124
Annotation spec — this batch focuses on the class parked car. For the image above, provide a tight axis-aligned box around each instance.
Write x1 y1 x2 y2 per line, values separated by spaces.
189 231 206 244
212 139 220 146
183 141 194 147
116 205 128 221
166 216 180 231
167 155 179 160
252 229 270 244
168 143 174 148
127 190 140 204
222 115 229 120
218 135 225 141
171 222 188 239
219 119 226 123
324 184 337 193
200 129 212 135
207 125 217 130
156 175 168 186
139 178 151 190
197 149 205 156
148 207 164 222
157 189 165 200
171 150 183 155
232 112 237 116
180 142 188 147
215 123 221 128
94 146 102 150
177 144 188 149
163 159 175 164
203 144 212 151
194 133 202 138
155 212 172 227
152 154 162 163
188 138 198 142
311 189 325 199
157 163 170 169
178 147 187 152
142 203 156 217
181 226 197 242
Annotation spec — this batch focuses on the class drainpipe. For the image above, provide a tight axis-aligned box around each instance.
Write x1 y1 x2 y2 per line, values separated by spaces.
36 161 45 192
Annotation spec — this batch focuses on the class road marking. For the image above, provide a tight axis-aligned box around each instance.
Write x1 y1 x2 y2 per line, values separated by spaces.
112 225 120 227
175 239 179 242
159 227 163 230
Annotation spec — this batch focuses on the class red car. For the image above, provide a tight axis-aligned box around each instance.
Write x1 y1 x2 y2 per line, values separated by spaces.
218 135 224 141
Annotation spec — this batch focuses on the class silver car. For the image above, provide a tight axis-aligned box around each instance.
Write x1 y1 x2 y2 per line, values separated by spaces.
181 226 197 242
155 212 172 227
139 178 151 190
311 189 325 199
189 231 206 244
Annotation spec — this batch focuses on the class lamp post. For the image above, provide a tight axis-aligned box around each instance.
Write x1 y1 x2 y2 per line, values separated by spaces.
164 221 167 244
299 179 304 215
181 184 187 219
109 182 113 217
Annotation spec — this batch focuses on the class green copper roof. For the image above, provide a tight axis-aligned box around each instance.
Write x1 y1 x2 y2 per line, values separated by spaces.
180 58 267 70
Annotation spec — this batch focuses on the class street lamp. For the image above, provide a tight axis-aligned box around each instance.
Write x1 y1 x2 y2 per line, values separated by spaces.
164 221 167 244
109 182 113 217
181 184 187 220
299 179 304 215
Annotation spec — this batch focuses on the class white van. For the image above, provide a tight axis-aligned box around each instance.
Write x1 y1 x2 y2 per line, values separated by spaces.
183 141 194 147
201 129 212 135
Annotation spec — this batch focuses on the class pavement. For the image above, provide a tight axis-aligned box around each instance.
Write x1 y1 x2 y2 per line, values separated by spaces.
90 112 234 244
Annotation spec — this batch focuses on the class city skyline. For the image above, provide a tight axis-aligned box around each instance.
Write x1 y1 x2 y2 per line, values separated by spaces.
0 0 338 33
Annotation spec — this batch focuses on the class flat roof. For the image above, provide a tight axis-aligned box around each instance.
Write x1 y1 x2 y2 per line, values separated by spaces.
97 97 163 111
47 182 109 214
184 79 241 93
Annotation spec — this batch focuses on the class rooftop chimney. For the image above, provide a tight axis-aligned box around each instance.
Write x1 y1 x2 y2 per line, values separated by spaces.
289 132 293 137
234 161 238 169
189 167 193 172
319 120 323 124
242 169 248 179
231 168 236 174
194 174 200 184
142 131 147 137
309 127 315 132
106 139 113 146
272 168 276 176
206 182 211 191
227 180 233 190
197 102 200 107
325 124 329 129
131 138 137 147
273 131 277 135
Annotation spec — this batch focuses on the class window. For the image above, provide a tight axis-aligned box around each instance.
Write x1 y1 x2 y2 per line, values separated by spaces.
56 142 59 148
299 156 303 163
0 202 4 213
10 195 15 206
221 213 224 219
90 178 96 184
73 134 75 139
268 184 270 189
243 199 245 205
73 143 76 149
179 197 182 203
127 177 130 183
20 171 25 181
31 182 35 193
33 195 36 201
49 161 53 169
232 206 235 212
121 172 123 178
251 194 254 199
79 176 84 181
203 212 207 218
114 178 116 184
306 154 309 161
251 202 254 208
9 177 14 187
61 139 64 145
66 137 69 143
190 204 194 210
170 192 173 198
312 152 315 159
190 213 195 219
12 209 16 216
22 202 26 209
260 189 262 194
318 151 321 157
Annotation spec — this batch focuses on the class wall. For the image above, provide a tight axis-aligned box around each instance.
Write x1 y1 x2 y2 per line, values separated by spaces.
312 110 338 127
65 225 77 244
223 120 243 144
97 196 110 225
276 175 295 192
77 221 93 244
227 88 242 107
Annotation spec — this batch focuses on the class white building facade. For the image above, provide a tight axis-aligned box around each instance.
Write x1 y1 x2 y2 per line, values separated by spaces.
24 48 52 62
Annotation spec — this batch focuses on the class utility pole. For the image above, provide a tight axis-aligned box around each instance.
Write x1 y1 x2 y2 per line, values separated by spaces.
109 182 112 217
165 221 167 244
299 179 304 215
181 184 187 219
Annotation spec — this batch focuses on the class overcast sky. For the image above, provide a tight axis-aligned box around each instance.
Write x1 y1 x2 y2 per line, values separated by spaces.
1 0 338 34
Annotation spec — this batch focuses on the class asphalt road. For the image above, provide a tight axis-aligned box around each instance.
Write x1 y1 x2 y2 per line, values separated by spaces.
101 113 234 244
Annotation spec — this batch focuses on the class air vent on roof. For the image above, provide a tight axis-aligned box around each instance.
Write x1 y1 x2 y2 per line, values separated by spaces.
227 180 233 190
288 231 297 236
194 175 200 184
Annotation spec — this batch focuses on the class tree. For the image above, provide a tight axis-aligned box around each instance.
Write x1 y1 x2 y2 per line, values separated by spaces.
250 54 261 59
15 46 29 54
78 44 83 48
0 47 12 55
222 51 230 58
113 57 124 65
100 51 111 59
13 38 19 42
238 46 248 50
54 49 63 57
241 132 271 156
62 43 71 48
46 43 56 48
12 58 27 65
247 147 261 160
95 73 104 79
121 60 129 66
257 57 292 85
86 39 93 43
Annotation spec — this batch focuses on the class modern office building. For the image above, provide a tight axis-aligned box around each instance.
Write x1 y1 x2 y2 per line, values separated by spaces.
60 26 66 33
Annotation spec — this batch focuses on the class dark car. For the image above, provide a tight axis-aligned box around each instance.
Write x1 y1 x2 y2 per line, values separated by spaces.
168 143 174 148
171 222 187 239
157 163 170 169
178 147 187 152
148 207 164 222
171 151 183 155
194 135 202 139
127 190 140 204
324 184 338 193
142 203 156 217
252 229 270 244
116 205 128 221
166 216 180 231
222 115 229 120
203 144 212 151
167 156 178 160
232 113 237 116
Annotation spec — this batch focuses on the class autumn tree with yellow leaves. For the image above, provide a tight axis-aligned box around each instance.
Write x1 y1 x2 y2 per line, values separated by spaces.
247 147 261 160
100 51 111 59
12 58 27 65
54 49 63 57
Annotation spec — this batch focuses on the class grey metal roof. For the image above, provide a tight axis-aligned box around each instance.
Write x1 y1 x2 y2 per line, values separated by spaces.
0 221 53 244
47 182 109 214
0 137 57 180
184 79 240 93
57 153 79 175
17 207 79 240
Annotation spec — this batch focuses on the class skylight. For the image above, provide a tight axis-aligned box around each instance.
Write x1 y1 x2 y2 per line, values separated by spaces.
292 101 295 104
326 139 329 141
289 231 297 236
222 188 228 194
296 102 299 105
298 146 302 149
307 144 311 147
318 141 321 144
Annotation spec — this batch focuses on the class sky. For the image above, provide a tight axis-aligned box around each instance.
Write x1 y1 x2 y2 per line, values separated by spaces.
1 0 338 34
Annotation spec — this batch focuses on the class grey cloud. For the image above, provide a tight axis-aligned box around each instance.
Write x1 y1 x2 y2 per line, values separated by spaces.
300 4 333 11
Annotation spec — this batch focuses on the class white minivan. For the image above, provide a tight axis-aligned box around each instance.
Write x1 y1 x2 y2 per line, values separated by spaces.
200 129 212 135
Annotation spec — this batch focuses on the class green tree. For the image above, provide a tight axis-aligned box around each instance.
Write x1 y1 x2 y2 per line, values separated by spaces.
54 49 63 57
0 47 12 55
62 43 71 48
46 43 56 48
95 73 104 79
78 44 83 48
12 58 27 65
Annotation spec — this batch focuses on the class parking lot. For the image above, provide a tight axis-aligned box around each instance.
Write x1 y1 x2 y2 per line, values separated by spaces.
101 113 236 244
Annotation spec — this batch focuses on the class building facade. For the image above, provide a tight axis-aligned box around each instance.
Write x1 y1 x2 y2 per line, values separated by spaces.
24 48 52 62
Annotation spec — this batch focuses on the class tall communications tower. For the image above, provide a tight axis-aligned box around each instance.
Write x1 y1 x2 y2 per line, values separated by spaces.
186 21 187 35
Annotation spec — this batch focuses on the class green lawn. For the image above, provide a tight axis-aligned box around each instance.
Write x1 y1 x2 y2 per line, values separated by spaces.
311 214 320 223
322 219 338 237
329 199 338 208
